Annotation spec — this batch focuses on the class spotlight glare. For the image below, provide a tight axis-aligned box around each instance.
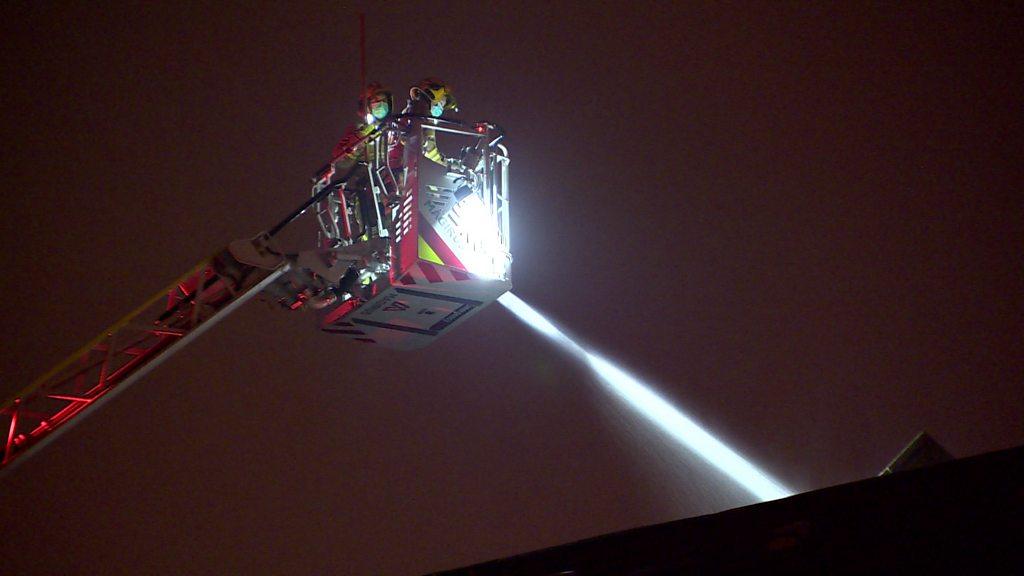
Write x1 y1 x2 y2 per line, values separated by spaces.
450 194 508 279
498 293 793 502
498 293 579 352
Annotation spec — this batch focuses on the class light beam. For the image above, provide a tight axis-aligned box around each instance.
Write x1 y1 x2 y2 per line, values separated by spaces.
498 292 793 502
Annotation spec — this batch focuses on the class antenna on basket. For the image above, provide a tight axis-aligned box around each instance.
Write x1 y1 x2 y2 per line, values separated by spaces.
359 12 367 117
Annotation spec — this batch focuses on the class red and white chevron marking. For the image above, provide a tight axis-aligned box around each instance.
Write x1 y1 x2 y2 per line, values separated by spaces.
393 193 414 243
399 262 472 285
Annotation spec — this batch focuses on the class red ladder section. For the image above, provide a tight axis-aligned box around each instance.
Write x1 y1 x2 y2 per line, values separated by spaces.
0 254 287 473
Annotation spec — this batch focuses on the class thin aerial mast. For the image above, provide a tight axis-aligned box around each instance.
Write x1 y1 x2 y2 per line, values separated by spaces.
359 13 367 111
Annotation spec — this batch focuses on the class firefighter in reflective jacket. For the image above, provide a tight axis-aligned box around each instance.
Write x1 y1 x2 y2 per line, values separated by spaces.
331 82 393 167
393 78 458 167
327 83 394 239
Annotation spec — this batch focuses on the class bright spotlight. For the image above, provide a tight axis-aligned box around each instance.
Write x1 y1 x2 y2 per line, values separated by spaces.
498 293 793 502
449 193 507 279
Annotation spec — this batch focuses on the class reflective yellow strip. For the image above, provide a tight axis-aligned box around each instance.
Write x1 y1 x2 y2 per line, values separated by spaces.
418 235 444 265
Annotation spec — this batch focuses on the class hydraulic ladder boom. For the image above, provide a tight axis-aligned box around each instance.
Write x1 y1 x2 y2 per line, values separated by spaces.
0 161 367 474
0 252 289 473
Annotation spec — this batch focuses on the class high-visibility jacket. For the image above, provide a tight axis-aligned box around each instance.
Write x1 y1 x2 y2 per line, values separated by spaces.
398 100 446 166
331 122 377 162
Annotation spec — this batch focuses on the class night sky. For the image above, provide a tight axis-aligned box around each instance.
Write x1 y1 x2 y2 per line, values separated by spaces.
2 3 1022 574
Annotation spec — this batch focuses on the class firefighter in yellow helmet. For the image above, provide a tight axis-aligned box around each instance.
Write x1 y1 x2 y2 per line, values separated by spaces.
400 78 458 165
405 77 458 117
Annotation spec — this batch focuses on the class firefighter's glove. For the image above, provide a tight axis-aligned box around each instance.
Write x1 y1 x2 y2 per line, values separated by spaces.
445 158 465 173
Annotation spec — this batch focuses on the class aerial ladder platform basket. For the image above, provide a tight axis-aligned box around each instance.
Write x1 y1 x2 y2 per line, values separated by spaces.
317 116 512 349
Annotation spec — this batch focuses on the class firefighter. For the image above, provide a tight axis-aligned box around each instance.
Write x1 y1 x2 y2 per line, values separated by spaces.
404 77 458 118
324 83 394 239
395 78 459 167
330 82 393 162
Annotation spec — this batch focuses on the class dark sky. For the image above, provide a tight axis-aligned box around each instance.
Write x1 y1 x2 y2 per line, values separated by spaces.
1 2 1022 574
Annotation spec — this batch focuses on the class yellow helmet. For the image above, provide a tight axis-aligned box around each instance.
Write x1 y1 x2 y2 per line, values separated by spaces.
410 78 458 117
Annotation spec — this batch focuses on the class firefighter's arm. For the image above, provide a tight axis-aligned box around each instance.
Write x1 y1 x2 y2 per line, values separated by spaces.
332 123 379 163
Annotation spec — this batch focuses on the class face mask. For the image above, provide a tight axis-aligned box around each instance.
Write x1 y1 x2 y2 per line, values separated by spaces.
370 101 389 119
